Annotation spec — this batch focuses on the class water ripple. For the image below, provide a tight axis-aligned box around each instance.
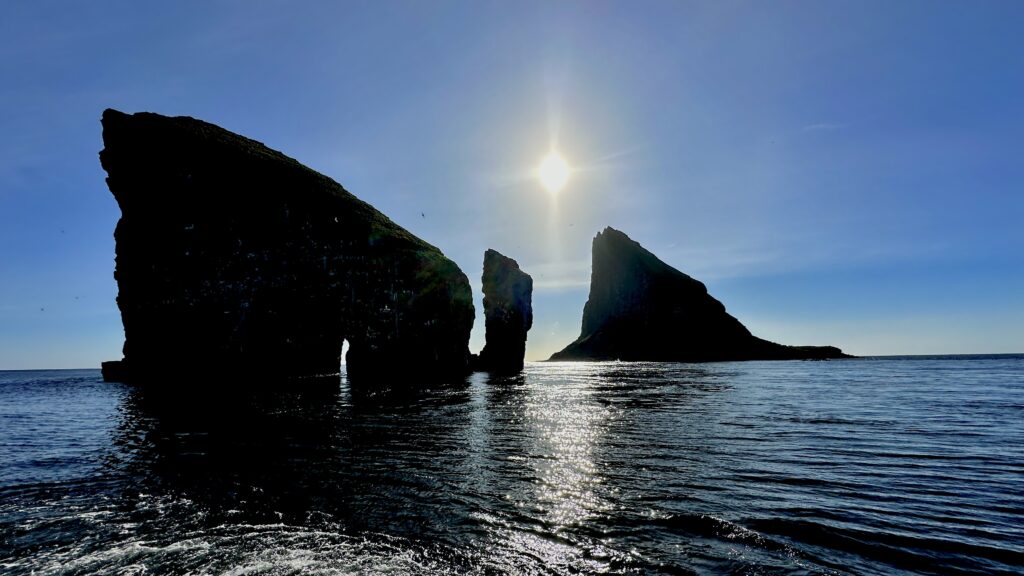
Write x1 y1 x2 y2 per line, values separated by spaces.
1 356 1022 574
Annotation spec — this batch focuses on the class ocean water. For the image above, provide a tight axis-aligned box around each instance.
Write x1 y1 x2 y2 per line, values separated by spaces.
1 356 1022 575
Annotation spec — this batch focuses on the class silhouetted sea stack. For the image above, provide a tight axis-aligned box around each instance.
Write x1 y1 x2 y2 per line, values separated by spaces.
99 109 474 384
474 249 533 372
549 227 848 362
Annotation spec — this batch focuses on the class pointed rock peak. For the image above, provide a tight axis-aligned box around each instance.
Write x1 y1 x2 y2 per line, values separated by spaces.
594 227 652 254
594 226 639 249
549 226 848 362
598 225 627 239
590 227 701 287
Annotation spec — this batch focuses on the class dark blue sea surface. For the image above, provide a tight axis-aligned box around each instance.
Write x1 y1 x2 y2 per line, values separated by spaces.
1 356 1022 574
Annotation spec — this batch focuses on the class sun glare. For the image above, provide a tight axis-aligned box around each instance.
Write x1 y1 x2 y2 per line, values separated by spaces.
538 151 570 193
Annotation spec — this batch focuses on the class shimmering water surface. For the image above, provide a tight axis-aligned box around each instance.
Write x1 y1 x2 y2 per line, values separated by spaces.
1 357 1022 575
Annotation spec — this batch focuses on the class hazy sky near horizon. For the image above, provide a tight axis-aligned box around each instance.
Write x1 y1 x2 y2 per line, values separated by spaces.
1 1 1022 369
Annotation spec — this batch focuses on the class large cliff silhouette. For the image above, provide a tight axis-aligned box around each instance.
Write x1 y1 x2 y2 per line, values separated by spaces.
549 228 847 362
100 109 474 384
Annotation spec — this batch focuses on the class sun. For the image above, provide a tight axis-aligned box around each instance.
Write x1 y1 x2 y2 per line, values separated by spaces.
538 151 570 193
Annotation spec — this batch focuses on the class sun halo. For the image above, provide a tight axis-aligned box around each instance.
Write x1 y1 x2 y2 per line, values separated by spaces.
537 151 570 194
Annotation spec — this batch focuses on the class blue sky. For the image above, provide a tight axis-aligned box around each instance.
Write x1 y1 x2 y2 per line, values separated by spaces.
1 1 1022 368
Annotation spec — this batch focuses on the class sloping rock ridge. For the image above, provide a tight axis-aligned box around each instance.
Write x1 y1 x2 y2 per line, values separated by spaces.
100 109 474 384
549 227 847 362
474 249 533 372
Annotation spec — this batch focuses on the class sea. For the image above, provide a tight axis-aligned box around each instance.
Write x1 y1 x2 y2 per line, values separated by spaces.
1 356 1022 575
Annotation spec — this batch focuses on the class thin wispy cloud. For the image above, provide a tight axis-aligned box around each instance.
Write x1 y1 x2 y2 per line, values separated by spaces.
802 122 848 132
529 259 591 291
659 235 952 282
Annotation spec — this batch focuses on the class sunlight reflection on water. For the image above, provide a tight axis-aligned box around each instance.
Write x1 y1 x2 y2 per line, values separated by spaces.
1 357 1022 575
527 363 611 531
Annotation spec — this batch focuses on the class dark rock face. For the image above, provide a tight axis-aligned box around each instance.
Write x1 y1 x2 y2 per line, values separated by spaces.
474 249 533 372
549 227 848 362
100 109 474 384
